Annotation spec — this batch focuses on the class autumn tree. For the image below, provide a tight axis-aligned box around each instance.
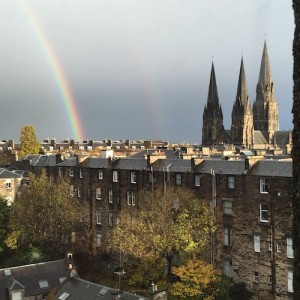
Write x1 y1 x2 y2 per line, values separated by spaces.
0 196 10 254
108 188 215 285
18 125 40 158
6 170 88 258
170 258 229 300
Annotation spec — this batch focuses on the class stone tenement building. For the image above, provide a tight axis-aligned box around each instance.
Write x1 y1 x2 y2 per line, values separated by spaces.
202 41 291 151
14 150 294 299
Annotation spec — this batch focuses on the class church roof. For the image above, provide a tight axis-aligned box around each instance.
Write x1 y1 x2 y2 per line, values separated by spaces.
253 131 268 144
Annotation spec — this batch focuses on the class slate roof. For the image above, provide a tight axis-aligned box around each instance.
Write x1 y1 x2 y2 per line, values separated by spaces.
253 131 267 145
22 155 58 167
53 277 149 300
273 131 291 145
247 160 292 177
56 157 77 167
0 168 22 179
0 260 68 299
151 159 192 173
111 158 148 170
193 160 246 175
78 157 110 169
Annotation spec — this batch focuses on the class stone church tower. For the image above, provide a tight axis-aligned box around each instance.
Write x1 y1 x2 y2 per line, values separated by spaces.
202 63 225 146
253 41 279 143
231 58 254 147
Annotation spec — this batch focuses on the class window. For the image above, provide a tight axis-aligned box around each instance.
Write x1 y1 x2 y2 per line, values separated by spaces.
12 291 22 300
131 171 137 183
287 237 294 258
175 173 182 186
253 271 259 283
227 176 235 189
223 200 233 215
108 189 113 203
260 204 269 222
127 191 136 206
96 188 101 200
96 232 102 247
70 185 74 196
269 241 272 252
224 260 233 277
276 242 283 253
113 171 118 182
69 168 74 177
288 269 293 293
108 212 113 226
39 280 49 288
96 211 102 225
224 227 233 246
194 174 201 187
6 180 11 190
269 275 272 285
58 167 62 177
77 187 81 198
254 235 261 252
260 178 269 194
99 170 103 180
79 168 83 178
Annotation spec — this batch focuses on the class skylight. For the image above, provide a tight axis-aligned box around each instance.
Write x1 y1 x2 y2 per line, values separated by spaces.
59 292 70 300
39 280 49 289
98 286 110 296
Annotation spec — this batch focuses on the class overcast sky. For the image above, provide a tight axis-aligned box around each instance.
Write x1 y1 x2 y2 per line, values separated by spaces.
0 0 294 143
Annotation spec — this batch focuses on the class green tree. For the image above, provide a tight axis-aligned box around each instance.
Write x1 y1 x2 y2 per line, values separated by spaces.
0 196 10 254
6 170 88 258
169 258 229 300
108 188 215 284
18 125 40 158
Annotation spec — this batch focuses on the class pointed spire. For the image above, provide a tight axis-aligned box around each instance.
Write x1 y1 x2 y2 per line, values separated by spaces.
207 62 220 106
236 57 248 106
258 40 273 87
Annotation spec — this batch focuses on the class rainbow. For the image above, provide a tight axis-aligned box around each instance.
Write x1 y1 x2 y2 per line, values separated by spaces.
18 1 84 142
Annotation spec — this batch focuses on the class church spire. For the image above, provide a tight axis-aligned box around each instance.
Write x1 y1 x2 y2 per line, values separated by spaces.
202 63 224 145
231 57 253 147
253 41 279 142
257 40 273 92
236 57 248 107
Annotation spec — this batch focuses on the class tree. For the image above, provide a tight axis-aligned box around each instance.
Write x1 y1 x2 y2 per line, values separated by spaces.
169 258 229 300
18 125 40 158
0 196 10 254
108 188 215 284
293 0 300 298
6 170 88 258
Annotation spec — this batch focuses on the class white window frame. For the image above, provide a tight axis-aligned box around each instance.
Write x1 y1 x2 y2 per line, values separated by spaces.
98 170 103 180
224 227 233 246
260 178 269 194
70 185 74 196
253 271 259 283
96 232 102 247
175 173 182 186
287 237 294 258
276 242 283 253
288 269 293 293
96 188 101 200
254 235 261 253
79 168 83 178
194 174 201 187
77 187 81 198
224 260 233 277
269 241 272 252
223 200 233 215
227 176 235 189
96 211 102 225
113 170 118 182
260 204 269 222
108 189 113 203
69 168 74 177
127 191 136 206
131 171 137 184
6 180 12 190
